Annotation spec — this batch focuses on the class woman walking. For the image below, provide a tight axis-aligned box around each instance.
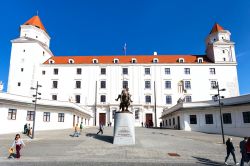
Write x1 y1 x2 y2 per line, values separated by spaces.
11 134 25 159
224 137 239 165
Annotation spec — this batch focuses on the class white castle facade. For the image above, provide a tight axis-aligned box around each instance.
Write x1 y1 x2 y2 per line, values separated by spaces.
6 15 239 128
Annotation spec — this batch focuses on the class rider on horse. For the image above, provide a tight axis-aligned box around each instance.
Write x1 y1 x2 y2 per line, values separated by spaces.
115 86 133 112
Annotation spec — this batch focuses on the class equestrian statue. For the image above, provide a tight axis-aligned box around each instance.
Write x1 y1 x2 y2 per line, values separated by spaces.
115 86 133 112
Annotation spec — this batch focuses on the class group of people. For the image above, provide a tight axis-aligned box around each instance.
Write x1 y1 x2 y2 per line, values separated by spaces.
107 122 112 127
71 122 84 137
23 123 32 137
225 137 250 166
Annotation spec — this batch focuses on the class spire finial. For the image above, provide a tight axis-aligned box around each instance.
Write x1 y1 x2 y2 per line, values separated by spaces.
36 10 39 16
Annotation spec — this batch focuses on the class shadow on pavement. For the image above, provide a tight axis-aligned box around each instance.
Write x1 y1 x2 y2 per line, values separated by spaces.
86 133 113 144
192 156 223 166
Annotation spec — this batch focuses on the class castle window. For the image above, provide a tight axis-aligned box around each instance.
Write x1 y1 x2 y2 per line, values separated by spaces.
114 58 119 64
223 58 226 61
165 81 171 89
153 58 159 63
68 59 74 64
23 49 25 52
26 111 34 121
58 113 64 122
145 68 150 75
122 68 128 75
165 68 170 75
76 81 81 89
122 81 128 88
190 115 197 124
184 81 191 89
101 68 106 75
54 68 58 75
145 81 151 89
197 58 203 63
223 113 232 124
49 59 55 64
222 50 225 53
43 51 45 56
184 68 190 75
52 95 57 100
131 58 137 63
8 109 17 120
52 81 58 88
36 36 38 38
75 95 81 103
76 68 82 75
211 81 217 89
21 68 24 72
185 96 192 102
166 96 172 104
145 95 151 103
100 95 106 102
42 70 46 75
178 58 184 63
92 59 98 64
243 112 250 123
209 68 216 74
43 112 50 122
100 81 106 89
18 82 21 86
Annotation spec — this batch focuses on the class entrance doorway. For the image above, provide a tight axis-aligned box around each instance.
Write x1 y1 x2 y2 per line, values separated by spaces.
99 113 106 126
146 113 153 127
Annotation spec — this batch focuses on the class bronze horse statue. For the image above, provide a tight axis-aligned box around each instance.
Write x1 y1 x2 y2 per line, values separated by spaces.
115 87 133 112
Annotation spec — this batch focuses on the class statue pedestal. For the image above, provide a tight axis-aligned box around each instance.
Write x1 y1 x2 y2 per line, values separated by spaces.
113 112 135 145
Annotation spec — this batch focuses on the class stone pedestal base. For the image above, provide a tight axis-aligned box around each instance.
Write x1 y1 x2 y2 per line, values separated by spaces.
113 112 135 145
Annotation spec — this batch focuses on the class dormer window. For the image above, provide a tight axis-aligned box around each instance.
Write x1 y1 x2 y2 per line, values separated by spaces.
114 58 119 64
92 59 98 64
153 58 159 63
197 58 203 63
49 59 55 64
68 59 74 64
178 58 184 63
131 58 137 63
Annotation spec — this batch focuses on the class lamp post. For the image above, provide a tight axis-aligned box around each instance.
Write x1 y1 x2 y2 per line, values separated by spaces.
213 82 226 144
31 81 42 139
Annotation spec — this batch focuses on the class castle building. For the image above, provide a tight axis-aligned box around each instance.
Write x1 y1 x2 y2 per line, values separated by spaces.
7 15 239 127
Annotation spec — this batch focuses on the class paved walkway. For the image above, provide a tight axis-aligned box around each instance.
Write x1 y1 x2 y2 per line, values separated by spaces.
0 127 246 166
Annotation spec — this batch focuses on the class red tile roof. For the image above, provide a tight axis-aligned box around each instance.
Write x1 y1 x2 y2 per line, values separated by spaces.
210 23 224 34
23 15 46 32
43 55 211 64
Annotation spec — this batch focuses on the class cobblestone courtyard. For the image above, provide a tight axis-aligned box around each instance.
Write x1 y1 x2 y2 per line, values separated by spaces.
0 127 244 166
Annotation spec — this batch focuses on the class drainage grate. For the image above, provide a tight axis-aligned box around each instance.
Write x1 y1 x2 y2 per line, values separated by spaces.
168 153 180 157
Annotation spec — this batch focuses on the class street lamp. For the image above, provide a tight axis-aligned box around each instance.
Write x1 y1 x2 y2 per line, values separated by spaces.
213 82 226 144
30 81 42 139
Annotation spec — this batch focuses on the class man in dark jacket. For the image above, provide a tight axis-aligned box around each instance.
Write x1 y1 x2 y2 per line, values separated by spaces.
239 137 248 166
225 138 239 165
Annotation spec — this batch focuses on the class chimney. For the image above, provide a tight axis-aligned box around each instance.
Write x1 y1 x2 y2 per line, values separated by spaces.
153 51 157 55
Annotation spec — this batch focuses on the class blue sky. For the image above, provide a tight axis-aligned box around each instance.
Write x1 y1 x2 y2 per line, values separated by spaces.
0 0 249 94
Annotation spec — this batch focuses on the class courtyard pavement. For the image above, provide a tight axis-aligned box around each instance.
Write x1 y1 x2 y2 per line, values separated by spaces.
0 127 246 166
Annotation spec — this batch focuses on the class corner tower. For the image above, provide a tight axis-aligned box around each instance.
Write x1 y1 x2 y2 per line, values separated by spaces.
206 23 236 63
7 15 53 96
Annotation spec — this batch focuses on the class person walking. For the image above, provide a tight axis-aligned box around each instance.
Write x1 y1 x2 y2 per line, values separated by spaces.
239 137 248 166
11 134 25 159
27 124 30 136
23 123 27 134
80 122 83 134
224 137 239 165
246 137 250 164
97 123 103 135
72 124 79 137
